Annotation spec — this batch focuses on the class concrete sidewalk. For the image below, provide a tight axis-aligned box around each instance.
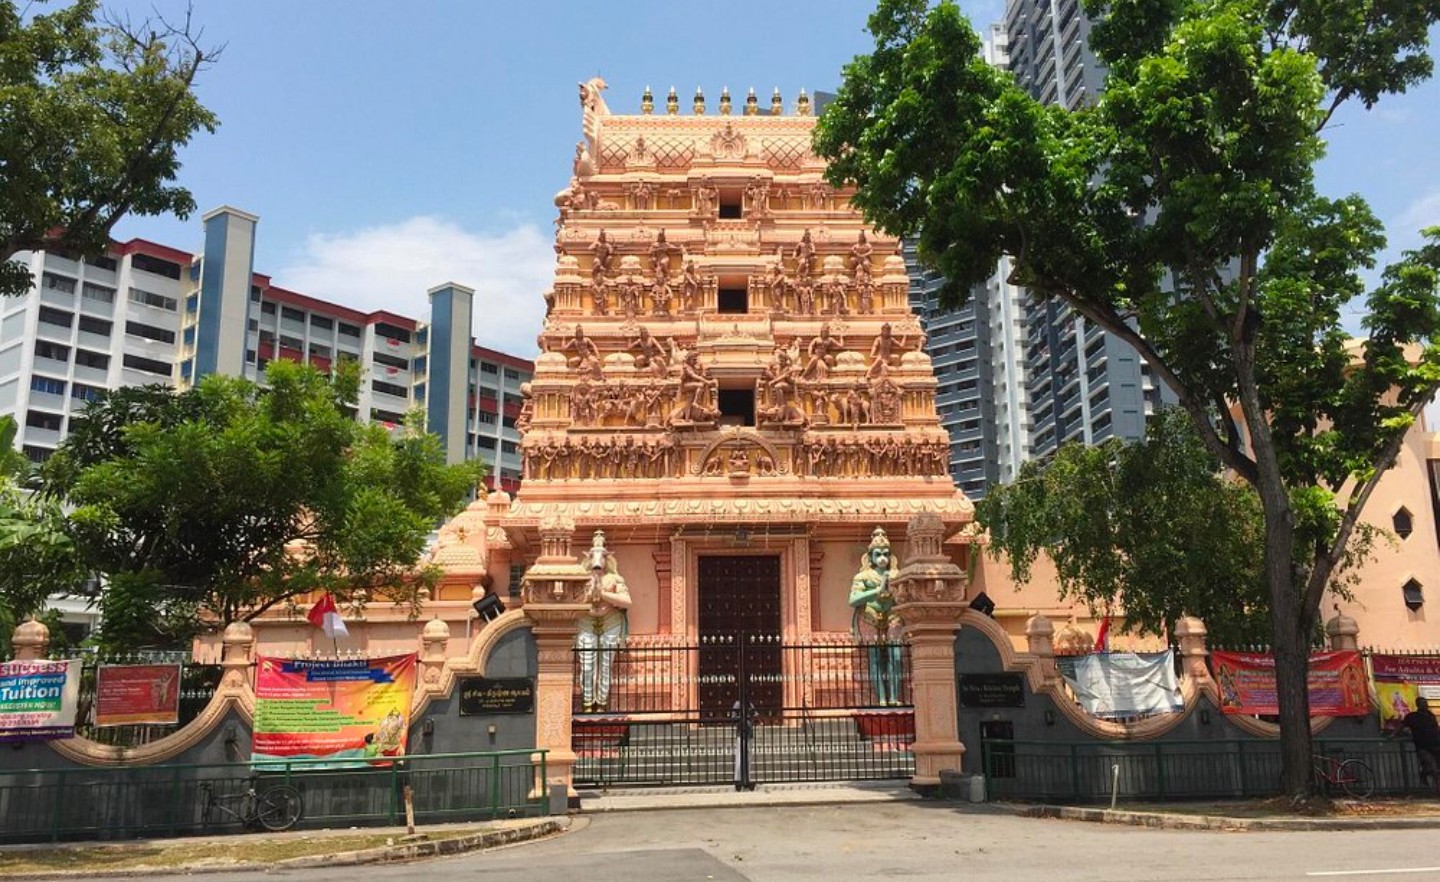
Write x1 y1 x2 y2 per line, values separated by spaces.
1017 803 1440 831
576 779 931 812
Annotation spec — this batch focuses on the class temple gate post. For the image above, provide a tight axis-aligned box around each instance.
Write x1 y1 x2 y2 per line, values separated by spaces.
519 515 591 794
890 512 969 788
1174 616 1212 686
11 618 49 660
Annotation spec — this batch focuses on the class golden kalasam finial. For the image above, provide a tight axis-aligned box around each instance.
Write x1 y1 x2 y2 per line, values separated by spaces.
770 87 784 115
797 88 811 116
693 86 706 115
666 86 679 115
744 87 759 116
641 85 654 115
719 86 732 115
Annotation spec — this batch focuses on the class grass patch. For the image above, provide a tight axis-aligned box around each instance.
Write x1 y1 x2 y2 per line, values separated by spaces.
0 833 410 876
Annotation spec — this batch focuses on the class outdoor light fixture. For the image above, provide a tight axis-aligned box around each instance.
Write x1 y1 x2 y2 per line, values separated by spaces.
969 592 996 617
1199 709 1211 725
472 593 506 622
421 719 435 737
1044 709 1056 727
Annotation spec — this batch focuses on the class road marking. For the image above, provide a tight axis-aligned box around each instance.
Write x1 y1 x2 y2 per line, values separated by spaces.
1307 869 1440 877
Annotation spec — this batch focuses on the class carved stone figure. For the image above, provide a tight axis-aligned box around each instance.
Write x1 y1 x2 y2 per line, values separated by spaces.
757 345 806 426
515 382 534 434
649 229 672 274
650 266 674 316
693 178 718 217
849 231 873 273
577 530 632 713
746 176 771 217
629 180 655 209
590 230 615 283
562 325 600 368
628 327 668 373
619 275 643 318
680 259 703 313
793 229 816 280
870 376 903 424
803 324 844 381
794 278 815 314
669 351 719 426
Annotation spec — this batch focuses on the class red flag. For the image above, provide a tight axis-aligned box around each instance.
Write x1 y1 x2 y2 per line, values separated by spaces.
306 593 349 639
1094 615 1112 653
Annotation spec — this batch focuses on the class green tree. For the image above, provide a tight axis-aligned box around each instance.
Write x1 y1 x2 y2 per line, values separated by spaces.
815 0 1440 798
1 0 218 297
42 359 480 650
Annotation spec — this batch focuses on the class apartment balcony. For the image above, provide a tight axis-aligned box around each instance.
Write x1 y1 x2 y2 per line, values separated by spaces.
24 426 62 447
40 286 76 309
77 330 111 350
28 390 67 412
33 355 70 377
73 363 108 384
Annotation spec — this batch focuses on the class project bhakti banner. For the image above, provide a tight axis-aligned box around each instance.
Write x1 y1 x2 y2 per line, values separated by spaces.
252 654 416 769
0 659 81 742
95 664 182 727
1371 654 1440 723
1211 650 1370 716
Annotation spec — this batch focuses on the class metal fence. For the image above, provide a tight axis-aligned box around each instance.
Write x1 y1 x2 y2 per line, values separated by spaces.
0 749 549 844
980 736 1436 802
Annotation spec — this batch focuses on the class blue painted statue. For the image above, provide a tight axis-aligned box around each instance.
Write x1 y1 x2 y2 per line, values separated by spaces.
849 526 904 706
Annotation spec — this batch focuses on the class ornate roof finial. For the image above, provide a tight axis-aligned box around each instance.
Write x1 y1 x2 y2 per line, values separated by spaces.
719 86 732 116
666 86 679 115
641 85 654 115
770 87 783 115
797 88 811 116
693 86 706 115
744 87 759 116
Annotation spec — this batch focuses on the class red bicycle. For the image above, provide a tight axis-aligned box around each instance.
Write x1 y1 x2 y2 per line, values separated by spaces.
1311 754 1375 799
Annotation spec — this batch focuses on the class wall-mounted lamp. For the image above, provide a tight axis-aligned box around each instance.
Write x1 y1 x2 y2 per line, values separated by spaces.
472 593 506 622
1043 709 1056 727
222 724 237 745
1199 709 1211 725
421 719 435 737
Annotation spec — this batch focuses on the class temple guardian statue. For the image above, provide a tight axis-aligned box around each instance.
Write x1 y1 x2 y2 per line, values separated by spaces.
577 530 632 713
849 527 904 706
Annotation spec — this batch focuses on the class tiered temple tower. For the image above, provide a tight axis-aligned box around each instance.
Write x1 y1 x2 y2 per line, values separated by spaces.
477 80 976 646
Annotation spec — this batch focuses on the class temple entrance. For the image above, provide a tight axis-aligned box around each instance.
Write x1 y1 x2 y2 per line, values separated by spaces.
697 555 781 716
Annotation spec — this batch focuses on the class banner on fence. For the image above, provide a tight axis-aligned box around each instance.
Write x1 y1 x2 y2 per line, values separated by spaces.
0 659 81 742
95 663 182 727
1210 650 1370 716
1370 654 1440 722
1058 651 1183 719
252 654 416 768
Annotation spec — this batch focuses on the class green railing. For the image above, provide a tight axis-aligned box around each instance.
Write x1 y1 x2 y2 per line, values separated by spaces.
0 749 548 844
979 736 1426 802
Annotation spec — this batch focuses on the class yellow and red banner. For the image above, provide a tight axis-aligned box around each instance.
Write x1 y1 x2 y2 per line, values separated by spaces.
95 664 181 727
252 654 416 768
1211 650 1370 716
1371 654 1440 723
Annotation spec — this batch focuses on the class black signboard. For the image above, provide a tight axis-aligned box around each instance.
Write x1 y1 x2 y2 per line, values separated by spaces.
458 677 535 715
958 673 1025 708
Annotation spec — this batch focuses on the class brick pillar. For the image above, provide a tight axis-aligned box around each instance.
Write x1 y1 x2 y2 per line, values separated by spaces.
520 516 591 795
890 513 969 788
1174 616 1212 686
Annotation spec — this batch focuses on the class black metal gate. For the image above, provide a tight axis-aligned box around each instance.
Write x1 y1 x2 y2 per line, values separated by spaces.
571 639 915 788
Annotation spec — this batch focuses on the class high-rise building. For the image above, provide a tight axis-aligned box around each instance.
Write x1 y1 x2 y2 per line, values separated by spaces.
0 208 532 490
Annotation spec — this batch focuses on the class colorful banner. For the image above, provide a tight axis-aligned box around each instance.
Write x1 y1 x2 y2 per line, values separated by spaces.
1059 651 1184 719
95 664 182 727
252 654 416 769
0 659 81 742
1211 650 1370 716
1370 654 1440 722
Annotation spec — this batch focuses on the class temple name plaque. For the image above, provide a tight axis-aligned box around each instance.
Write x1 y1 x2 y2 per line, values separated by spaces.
458 677 535 715
958 673 1025 708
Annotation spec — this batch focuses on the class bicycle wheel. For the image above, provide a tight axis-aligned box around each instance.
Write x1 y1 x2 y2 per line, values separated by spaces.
256 784 304 832
1337 759 1375 799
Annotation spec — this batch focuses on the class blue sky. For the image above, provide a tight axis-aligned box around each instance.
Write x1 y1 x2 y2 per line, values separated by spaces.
104 1 1440 357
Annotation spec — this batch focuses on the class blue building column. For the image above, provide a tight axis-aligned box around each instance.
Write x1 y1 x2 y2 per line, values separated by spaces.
195 206 259 380
425 282 475 464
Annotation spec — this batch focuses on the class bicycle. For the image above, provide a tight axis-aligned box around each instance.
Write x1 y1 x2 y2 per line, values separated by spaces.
1312 753 1375 799
199 776 304 832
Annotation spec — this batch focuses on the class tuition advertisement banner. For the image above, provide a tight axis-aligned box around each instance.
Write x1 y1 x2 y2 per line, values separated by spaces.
1370 654 1440 723
0 659 81 742
252 654 416 769
1210 650 1370 716
95 664 182 727
1058 651 1184 719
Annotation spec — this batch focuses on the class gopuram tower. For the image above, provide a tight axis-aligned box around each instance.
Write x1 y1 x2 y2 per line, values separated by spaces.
444 81 978 789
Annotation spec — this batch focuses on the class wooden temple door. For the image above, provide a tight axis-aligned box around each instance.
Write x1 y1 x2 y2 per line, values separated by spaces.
697 555 782 717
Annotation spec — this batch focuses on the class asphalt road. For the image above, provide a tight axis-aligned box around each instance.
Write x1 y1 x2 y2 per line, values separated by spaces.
132 803 1440 882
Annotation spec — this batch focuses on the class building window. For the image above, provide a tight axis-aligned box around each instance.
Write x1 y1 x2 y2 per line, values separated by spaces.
30 376 66 396
75 349 109 369
371 379 409 398
42 272 77 294
87 255 118 272
502 415 516 429
38 306 74 328
78 315 111 336
130 253 182 280
249 286 262 303
338 321 361 338
71 382 103 402
122 353 171 375
480 361 499 375
25 410 62 431
125 321 176 345
23 445 54 464
310 314 334 331
503 367 521 381
1393 507 1414 540
718 194 742 219
501 441 518 455
476 411 497 425
717 388 755 426
374 322 411 343
1403 578 1425 611
476 436 497 450
374 352 409 370
261 301 277 315
128 288 178 311
33 341 69 362
82 283 116 304
281 306 305 322
717 288 748 314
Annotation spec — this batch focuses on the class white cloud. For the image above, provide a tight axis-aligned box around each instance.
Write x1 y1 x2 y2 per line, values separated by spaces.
1391 189 1440 246
277 217 553 357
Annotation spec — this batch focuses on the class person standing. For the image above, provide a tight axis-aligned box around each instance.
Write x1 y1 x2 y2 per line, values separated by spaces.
1390 696 1440 786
